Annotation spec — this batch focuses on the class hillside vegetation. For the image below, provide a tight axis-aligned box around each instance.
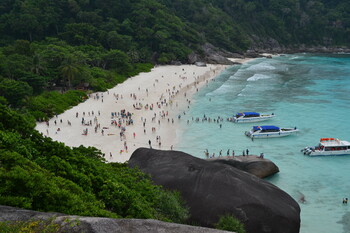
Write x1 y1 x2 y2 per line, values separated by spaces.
0 0 348 229
0 103 189 223
1 0 349 59
0 0 349 118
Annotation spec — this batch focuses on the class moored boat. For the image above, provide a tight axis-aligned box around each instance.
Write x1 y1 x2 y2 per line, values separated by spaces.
245 125 299 138
231 112 275 123
301 138 350 156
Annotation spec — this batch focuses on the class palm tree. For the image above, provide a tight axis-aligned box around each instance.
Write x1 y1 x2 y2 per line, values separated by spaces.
31 53 46 75
59 57 83 89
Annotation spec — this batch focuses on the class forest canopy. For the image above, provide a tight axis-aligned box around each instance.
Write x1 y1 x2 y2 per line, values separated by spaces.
0 0 348 110
0 0 348 52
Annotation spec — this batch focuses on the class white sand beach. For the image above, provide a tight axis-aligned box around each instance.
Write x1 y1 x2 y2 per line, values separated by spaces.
35 58 252 163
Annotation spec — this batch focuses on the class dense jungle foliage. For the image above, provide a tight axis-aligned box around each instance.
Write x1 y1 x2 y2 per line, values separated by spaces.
0 0 349 117
0 0 349 53
0 38 153 119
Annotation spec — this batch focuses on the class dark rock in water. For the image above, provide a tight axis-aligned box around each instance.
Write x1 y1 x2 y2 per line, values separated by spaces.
209 156 279 178
129 148 300 233
0 205 231 233
338 211 350 233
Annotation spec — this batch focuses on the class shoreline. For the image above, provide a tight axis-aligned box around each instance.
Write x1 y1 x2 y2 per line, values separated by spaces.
36 62 248 162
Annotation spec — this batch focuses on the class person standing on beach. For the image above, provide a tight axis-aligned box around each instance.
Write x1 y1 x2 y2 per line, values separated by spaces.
246 149 249 156
148 140 152 148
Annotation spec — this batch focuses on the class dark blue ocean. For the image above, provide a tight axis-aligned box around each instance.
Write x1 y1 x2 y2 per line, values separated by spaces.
177 54 350 233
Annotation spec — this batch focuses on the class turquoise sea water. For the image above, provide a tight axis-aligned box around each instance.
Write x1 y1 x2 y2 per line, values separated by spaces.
177 54 350 233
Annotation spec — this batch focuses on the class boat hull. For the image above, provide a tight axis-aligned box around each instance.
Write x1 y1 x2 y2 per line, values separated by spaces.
245 129 298 138
234 115 274 123
302 148 350 156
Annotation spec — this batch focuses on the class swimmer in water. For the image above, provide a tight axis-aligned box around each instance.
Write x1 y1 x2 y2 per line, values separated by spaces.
298 191 306 203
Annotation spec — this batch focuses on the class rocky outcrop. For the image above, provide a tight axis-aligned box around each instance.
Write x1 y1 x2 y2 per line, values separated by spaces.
0 205 232 233
247 35 284 54
247 34 350 54
187 37 350 65
209 156 279 178
129 148 300 233
188 43 243 65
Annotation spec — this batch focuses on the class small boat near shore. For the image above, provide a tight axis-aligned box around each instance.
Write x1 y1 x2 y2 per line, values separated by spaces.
301 138 350 156
230 112 275 123
245 125 298 138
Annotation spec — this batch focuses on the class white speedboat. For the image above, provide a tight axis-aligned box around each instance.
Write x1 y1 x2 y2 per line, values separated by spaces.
232 112 275 123
301 138 350 156
245 125 299 138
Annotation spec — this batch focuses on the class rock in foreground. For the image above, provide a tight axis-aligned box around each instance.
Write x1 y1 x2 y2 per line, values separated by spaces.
129 148 300 233
209 156 279 178
0 205 231 233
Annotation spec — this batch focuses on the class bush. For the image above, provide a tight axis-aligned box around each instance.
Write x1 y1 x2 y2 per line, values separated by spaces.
155 191 189 223
27 90 87 119
215 215 246 233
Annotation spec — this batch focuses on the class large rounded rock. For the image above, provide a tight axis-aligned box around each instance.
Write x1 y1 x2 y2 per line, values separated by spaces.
129 148 300 233
209 156 279 178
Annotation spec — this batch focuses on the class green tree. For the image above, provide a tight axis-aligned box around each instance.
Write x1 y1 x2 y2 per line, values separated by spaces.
19 73 48 94
102 49 131 73
106 31 133 51
0 54 31 80
31 53 46 75
60 23 100 46
0 79 33 107
59 57 84 88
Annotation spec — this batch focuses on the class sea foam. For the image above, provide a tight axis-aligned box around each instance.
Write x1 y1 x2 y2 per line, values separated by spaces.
247 62 276 71
247 74 272 81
